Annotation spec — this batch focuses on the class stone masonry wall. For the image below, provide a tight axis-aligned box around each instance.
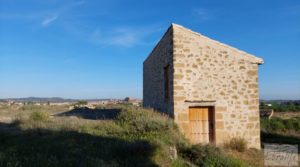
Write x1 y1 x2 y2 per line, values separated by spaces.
172 24 263 149
143 27 174 116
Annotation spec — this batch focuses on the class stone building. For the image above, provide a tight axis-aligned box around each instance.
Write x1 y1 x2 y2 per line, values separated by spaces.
143 24 263 149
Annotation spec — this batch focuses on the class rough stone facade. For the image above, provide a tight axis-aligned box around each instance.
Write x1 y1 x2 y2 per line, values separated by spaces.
143 26 174 116
143 24 263 149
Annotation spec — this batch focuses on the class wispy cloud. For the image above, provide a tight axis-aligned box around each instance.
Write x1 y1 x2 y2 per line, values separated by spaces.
41 15 58 26
41 1 86 27
89 26 163 47
1 0 161 47
192 8 213 21
90 28 138 47
0 1 86 27
109 32 138 47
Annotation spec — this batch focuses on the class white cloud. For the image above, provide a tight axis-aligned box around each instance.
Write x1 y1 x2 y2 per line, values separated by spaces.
193 8 212 21
110 33 138 47
1 1 86 27
1 0 161 47
41 15 58 26
40 1 86 27
89 26 163 47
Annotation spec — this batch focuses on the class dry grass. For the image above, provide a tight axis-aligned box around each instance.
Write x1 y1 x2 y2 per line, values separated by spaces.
3 104 298 166
224 137 248 152
0 105 187 166
0 104 69 117
273 112 300 119
226 148 264 167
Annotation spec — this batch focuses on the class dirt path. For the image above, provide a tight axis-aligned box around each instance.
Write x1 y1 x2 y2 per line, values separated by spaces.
0 117 13 124
273 112 300 118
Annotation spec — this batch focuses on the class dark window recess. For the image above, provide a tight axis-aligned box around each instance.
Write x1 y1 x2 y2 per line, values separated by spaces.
164 64 169 100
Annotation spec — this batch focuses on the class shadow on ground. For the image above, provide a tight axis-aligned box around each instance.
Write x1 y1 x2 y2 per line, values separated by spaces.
56 107 122 120
0 122 10 129
261 131 300 153
0 122 158 167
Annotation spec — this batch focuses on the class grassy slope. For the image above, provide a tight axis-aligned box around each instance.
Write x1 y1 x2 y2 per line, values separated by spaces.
0 105 189 167
1 104 287 167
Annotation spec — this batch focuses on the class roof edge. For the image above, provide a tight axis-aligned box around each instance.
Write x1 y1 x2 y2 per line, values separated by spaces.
143 23 174 63
171 23 264 65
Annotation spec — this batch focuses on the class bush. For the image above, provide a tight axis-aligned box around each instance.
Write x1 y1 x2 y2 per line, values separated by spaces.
29 111 50 122
260 118 269 130
179 144 244 167
293 119 300 130
116 107 176 133
261 117 300 132
270 119 285 131
205 155 245 167
283 119 294 129
224 137 247 152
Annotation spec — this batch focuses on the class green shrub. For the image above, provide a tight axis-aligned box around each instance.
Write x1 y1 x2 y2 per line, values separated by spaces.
179 144 244 167
114 107 188 148
116 107 175 134
260 118 269 130
224 137 247 152
179 144 220 166
283 119 294 129
293 120 300 130
261 117 300 133
29 111 50 122
75 100 88 106
171 158 194 167
270 119 285 130
204 155 245 167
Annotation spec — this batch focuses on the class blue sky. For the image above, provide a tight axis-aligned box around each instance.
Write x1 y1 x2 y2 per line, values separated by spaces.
0 0 299 99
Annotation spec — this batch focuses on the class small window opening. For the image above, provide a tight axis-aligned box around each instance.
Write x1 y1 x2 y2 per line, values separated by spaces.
164 64 169 100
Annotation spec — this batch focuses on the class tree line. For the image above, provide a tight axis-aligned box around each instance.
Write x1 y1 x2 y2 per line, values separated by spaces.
260 101 300 112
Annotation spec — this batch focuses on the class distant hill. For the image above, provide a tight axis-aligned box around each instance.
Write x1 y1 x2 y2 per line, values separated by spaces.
0 97 118 103
260 100 300 112
261 100 300 104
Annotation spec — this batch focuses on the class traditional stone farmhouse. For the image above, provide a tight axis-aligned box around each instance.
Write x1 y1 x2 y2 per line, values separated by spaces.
143 24 263 149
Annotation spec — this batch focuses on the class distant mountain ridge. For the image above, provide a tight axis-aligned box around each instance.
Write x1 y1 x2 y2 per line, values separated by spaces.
0 97 118 103
261 100 300 104
1 98 297 103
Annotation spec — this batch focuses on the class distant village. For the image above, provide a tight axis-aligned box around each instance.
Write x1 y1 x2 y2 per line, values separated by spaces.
0 97 142 109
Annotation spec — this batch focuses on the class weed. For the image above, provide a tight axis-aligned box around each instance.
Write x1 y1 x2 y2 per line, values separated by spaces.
179 144 245 167
224 137 247 152
29 111 50 122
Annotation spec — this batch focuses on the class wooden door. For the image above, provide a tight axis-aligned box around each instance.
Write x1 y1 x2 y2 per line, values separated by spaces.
188 107 214 144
